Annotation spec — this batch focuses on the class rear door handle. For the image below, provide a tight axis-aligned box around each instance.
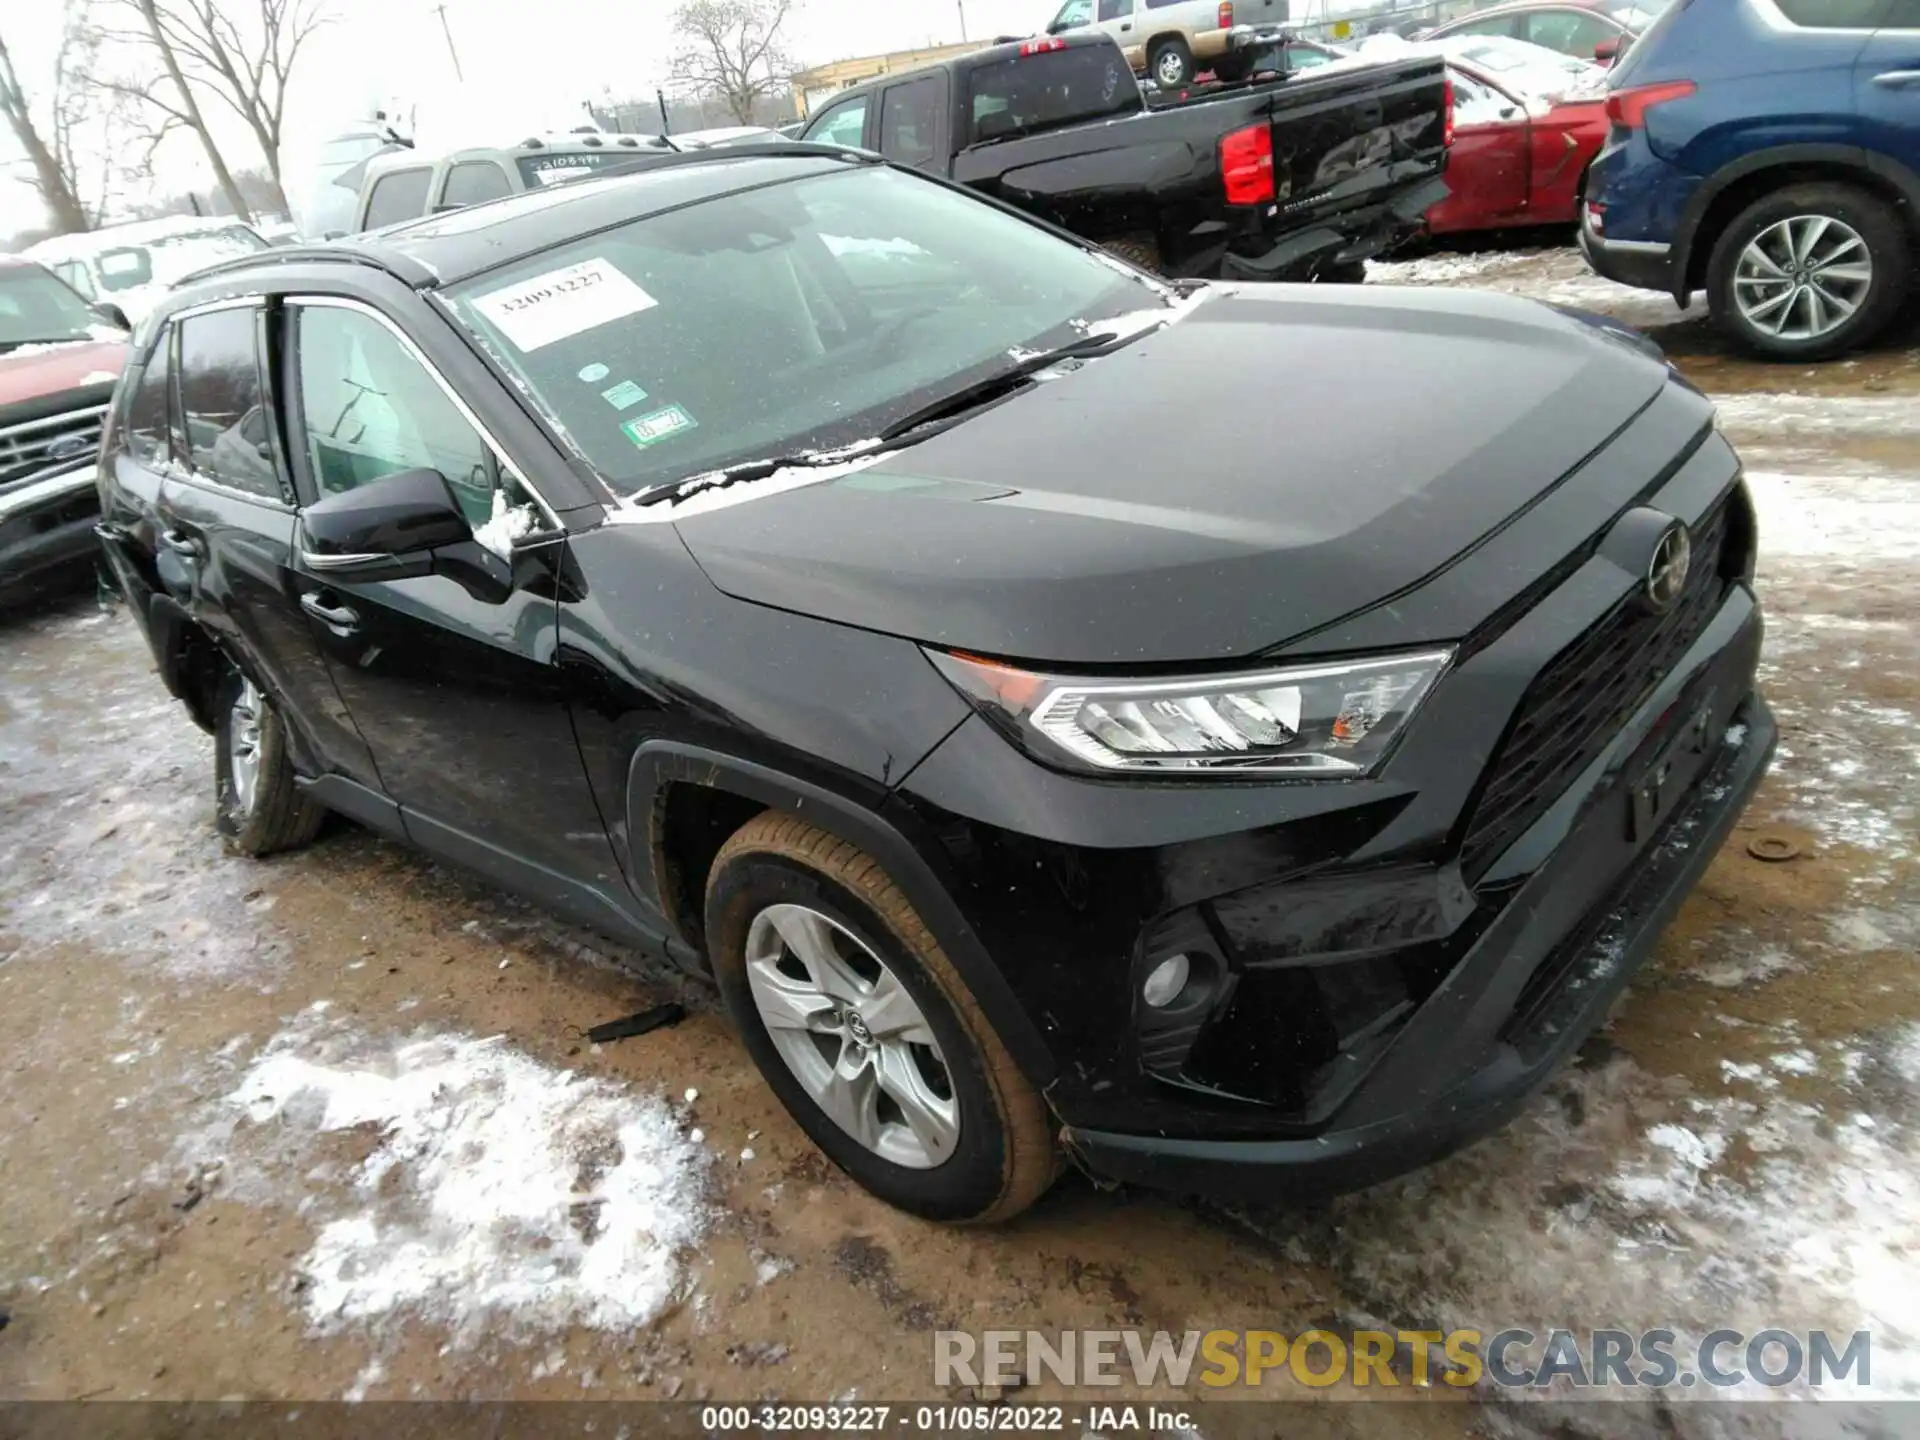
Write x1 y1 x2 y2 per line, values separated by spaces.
300 592 361 633
1873 70 1920 87
159 529 203 559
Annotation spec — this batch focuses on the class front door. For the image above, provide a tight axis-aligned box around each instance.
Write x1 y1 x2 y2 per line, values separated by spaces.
153 300 379 789
279 295 628 918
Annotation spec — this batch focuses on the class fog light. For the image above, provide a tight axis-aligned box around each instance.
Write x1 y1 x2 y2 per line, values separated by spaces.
1142 953 1191 1009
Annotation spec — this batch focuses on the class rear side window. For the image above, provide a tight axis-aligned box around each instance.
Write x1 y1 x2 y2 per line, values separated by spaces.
880 77 942 167
440 161 513 208
176 307 282 500
363 167 432 228
125 329 173 466
1771 0 1883 22
965 46 1138 146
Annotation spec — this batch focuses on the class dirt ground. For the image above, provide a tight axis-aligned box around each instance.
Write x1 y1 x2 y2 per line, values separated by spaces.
2 245 1916 1436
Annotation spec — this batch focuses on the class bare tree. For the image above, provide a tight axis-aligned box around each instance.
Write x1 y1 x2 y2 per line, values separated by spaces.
136 0 330 215
50 4 162 225
93 0 255 221
0 22 91 233
669 0 795 126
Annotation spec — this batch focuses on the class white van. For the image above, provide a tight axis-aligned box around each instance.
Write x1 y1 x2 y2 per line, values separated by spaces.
1043 0 1289 85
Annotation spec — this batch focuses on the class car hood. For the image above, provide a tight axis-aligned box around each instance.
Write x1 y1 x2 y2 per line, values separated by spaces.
670 284 1671 666
0 339 127 412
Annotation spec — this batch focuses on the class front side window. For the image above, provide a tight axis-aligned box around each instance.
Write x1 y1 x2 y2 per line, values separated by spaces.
1053 0 1095 26
880 77 942 167
440 161 514 208
444 164 1164 497
176 307 281 500
803 96 870 148
293 304 498 527
0 264 104 351
364 168 433 228
125 328 173 466
1447 12 1524 35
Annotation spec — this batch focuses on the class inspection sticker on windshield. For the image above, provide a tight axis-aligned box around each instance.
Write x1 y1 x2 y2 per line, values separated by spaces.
602 379 649 410
472 258 657 352
622 404 697 449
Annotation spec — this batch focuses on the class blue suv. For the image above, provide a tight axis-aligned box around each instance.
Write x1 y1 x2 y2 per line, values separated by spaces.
1582 0 1920 359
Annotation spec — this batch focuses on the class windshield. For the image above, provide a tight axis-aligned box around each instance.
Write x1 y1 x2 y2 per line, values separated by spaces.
0 265 107 351
444 164 1162 495
94 225 268 292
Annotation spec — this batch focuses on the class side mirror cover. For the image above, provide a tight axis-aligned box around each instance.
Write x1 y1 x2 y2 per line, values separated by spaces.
93 301 132 332
301 467 473 578
1593 36 1622 62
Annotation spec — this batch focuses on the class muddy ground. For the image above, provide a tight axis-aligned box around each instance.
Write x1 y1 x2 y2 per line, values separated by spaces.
2 246 1916 1436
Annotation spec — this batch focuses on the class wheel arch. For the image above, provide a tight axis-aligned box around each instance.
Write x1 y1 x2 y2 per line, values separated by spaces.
627 740 1059 1087
148 595 225 735
1676 145 1920 298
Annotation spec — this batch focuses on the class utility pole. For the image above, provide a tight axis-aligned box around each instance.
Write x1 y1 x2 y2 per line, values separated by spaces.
957 0 968 38
433 1 465 81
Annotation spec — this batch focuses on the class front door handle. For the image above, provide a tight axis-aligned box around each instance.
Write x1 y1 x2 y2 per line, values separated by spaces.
159 529 203 559
300 592 361 633
1873 69 1920 87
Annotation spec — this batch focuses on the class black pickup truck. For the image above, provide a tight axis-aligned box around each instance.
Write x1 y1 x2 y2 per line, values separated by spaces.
796 30 1449 281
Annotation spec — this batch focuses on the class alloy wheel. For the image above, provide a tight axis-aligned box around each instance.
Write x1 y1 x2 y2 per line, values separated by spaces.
228 677 264 816
1155 49 1187 85
1732 214 1873 342
743 903 960 1168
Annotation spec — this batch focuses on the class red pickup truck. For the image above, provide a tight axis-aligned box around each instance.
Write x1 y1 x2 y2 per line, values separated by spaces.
0 257 130 607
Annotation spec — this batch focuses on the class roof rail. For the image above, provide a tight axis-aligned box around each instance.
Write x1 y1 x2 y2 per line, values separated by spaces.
596 139 883 180
174 243 439 291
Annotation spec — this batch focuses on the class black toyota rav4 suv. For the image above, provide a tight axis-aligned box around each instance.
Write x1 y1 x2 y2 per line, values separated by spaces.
98 145 1773 1223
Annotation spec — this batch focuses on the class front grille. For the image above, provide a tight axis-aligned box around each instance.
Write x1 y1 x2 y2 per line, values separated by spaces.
0 405 108 487
1459 497 1732 879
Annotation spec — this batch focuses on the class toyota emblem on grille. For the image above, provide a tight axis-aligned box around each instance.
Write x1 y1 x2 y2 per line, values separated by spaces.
1645 522 1692 614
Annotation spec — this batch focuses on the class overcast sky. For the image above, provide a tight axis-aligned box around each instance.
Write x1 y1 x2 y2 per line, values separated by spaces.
1 0 1053 235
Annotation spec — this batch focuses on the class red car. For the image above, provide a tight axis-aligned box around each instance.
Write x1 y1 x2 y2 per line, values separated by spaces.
1421 0 1669 66
1426 51 1608 236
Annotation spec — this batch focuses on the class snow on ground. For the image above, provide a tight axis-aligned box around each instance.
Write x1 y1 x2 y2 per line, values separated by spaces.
199 1004 712 1346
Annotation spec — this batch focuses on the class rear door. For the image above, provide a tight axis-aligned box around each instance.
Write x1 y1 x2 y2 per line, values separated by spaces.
156 300 381 788
280 295 625 904
876 74 950 172
1857 0 1920 173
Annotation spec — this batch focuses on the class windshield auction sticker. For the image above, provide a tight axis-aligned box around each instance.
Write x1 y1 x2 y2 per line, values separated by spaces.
472 257 657 351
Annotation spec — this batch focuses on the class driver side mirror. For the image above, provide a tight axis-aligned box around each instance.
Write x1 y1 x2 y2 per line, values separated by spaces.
300 467 473 582
92 301 132 332
1593 36 1622 62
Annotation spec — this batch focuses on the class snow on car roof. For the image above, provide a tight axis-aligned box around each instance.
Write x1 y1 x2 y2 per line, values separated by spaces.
25 215 263 261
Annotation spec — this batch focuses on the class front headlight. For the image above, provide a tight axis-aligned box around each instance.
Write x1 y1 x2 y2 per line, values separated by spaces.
929 648 1452 777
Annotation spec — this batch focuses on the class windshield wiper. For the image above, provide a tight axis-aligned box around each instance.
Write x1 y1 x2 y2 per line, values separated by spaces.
871 329 1155 446
631 324 1165 509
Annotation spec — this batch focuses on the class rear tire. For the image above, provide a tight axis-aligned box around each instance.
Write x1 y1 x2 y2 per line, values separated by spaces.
1099 233 1164 274
1706 182 1909 361
1149 37 1194 87
705 813 1058 1224
214 665 325 857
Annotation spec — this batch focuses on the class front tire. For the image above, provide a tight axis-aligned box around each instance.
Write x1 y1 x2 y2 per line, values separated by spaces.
1706 182 1910 361
1149 37 1194 88
214 666 325 857
705 813 1058 1224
